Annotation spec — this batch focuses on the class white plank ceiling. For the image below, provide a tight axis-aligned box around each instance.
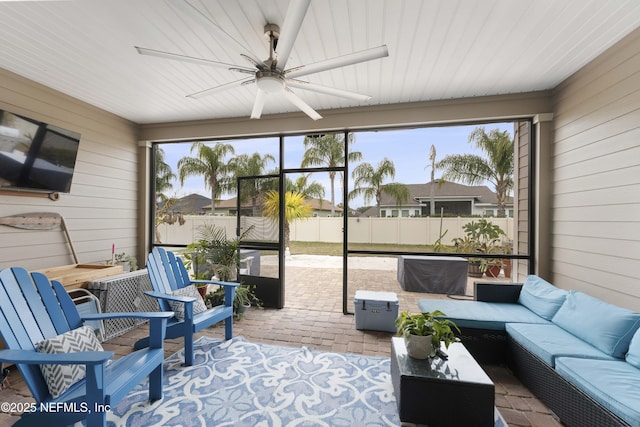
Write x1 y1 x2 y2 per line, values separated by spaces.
1 0 640 124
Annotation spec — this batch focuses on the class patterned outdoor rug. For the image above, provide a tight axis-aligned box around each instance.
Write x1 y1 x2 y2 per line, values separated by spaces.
107 336 507 426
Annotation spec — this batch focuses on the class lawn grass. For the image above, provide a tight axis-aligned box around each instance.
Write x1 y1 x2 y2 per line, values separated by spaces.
289 241 456 256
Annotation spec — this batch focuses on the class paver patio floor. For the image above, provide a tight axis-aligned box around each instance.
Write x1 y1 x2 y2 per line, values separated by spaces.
0 256 560 427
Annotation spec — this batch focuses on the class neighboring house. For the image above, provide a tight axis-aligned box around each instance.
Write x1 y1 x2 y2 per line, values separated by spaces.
304 198 344 217
164 194 211 215
360 181 514 218
202 196 343 217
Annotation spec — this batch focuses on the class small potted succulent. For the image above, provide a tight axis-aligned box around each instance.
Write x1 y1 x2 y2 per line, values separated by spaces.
107 252 138 272
395 310 460 359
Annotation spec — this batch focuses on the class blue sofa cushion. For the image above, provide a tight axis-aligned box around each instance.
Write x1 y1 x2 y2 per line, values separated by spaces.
517 275 568 320
418 299 549 330
555 357 640 427
506 323 615 366
626 328 640 369
552 291 640 358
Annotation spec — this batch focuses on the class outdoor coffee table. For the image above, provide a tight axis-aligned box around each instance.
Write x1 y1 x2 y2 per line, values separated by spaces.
390 337 495 426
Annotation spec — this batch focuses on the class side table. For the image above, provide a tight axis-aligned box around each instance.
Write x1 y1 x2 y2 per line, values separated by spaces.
390 337 495 426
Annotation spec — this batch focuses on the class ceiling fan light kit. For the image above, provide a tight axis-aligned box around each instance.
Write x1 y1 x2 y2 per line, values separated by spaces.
137 0 388 120
255 71 285 93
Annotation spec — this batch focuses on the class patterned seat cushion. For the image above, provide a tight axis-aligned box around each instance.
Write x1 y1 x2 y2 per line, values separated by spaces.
36 325 105 398
168 285 208 320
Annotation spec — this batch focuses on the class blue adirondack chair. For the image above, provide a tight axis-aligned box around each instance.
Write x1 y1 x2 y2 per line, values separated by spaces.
0 267 173 427
134 247 238 366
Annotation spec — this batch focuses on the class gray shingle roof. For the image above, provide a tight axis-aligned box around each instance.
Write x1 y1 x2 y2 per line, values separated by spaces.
165 193 211 214
378 181 510 206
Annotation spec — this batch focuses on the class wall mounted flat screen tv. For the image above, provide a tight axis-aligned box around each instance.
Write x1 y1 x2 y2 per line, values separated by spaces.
0 109 81 193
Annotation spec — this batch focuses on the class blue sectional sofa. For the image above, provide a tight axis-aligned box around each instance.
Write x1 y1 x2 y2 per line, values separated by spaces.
418 276 640 427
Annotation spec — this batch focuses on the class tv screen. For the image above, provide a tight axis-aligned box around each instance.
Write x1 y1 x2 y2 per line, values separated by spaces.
0 109 81 193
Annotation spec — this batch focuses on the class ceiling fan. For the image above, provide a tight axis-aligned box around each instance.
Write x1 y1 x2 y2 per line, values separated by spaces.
135 0 389 120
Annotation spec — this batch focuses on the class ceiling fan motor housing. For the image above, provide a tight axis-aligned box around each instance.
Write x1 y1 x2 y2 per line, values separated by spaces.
264 24 280 40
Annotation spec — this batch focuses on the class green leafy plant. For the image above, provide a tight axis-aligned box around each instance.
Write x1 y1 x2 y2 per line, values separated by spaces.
432 229 448 253
460 218 505 252
204 283 261 318
233 283 262 314
184 224 254 282
452 218 507 274
395 310 460 351
107 253 138 271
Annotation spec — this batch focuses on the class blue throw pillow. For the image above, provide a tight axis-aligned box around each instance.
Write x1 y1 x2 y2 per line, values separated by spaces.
552 291 640 358
518 275 568 320
626 328 640 369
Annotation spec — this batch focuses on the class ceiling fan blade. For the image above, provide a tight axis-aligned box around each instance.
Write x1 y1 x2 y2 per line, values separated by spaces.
240 53 265 71
286 79 371 101
283 87 322 120
168 0 263 66
286 45 389 79
187 77 254 99
136 47 254 72
275 0 311 72
251 89 267 119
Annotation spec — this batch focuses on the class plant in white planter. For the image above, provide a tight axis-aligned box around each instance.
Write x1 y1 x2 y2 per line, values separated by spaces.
395 310 460 359
106 252 138 272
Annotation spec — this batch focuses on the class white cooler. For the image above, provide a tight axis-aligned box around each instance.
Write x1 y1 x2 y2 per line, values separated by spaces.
354 290 399 333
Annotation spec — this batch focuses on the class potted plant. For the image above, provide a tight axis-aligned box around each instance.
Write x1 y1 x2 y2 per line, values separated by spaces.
184 224 254 282
203 287 224 308
204 283 261 318
500 240 513 278
482 259 503 277
453 219 506 278
107 252 138 272
233 283 262 318
182 246 211 298
480 244 505 278
452 235 482 278
395 310 460 359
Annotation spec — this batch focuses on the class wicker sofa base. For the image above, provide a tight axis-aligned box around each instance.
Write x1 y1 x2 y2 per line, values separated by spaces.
507 336 629 427
457 327 509 365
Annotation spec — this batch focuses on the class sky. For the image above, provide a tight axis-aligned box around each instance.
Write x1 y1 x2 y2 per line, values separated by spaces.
158 121 514 209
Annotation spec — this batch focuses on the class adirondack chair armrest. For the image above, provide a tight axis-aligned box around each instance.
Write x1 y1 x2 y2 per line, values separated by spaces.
191 279 240 288
0 348 113 365
145 290 197 304
81 312 174 321
191 280 239 306
212 281 239 306
81 312 169 348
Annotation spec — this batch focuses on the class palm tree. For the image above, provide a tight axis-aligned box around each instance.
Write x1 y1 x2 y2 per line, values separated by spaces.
301 134 362 215
427 144 437 216
287 173 325 202
436 127 514 217
154 147 180 243
262 190 312 250
177 142 235 215
230 152 276 215
350 158 410 209
155 146 175 205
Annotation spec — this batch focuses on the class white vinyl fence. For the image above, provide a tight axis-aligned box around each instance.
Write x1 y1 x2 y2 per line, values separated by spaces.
157 215 514 247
